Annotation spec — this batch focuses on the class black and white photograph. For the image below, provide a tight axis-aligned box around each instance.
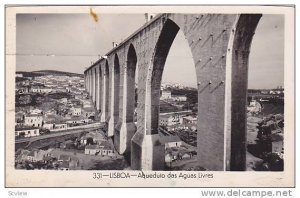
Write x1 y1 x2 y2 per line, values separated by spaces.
5 5 295 187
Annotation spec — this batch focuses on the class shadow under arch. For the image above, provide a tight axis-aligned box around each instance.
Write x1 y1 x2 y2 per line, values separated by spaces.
126 44 138 122
113 54 120 126
98 64 102 113
94 67 98 109
104 60 110 121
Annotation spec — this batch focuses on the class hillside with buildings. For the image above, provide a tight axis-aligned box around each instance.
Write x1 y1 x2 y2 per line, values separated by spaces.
246 88 284 171
14 71 129 170
16 70 84 78
15 70 99 138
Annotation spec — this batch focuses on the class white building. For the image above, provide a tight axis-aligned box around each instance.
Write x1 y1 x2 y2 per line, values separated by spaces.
30 86 41 93
84 142 114 156
24 114 43 127
183 116 197 124
40 87 53 93
15 128 40 137
54 123 68 130
247 100 262 113
16 73 23 78
43 123 54 130
31 86 52 93
160 114 183 126
160 90 172 100
82 100 93 108
171 95 187 102
30 108 43 115
70 106 82 116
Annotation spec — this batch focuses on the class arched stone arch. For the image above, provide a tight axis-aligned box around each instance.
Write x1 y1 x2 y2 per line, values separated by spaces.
89 70 92 98
91 67 95 103
115 44 138 157
126 44 138 121
105 61 110 120
96 64 101 111
98 64 102 113
84 71 87 90
107 54 121 137
131 14 261 171
85 71 88 93
93 67 98 107
131 19 182 170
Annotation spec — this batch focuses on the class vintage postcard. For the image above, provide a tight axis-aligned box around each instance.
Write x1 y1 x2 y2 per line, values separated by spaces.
5 5 295 187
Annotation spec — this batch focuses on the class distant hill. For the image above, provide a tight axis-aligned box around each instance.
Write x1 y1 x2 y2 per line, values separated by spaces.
16 70 84 78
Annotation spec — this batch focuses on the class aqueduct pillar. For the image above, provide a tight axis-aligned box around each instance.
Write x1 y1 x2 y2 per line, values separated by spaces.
94 66 100 111
115 45 137 156
88 70 92 97
107 55 121 137
99 62 110 122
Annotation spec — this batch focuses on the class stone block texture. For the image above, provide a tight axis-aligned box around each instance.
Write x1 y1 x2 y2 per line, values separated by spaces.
84 14 261 171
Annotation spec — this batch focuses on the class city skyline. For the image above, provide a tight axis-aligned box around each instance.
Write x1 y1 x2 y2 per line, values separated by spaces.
16 14 284 89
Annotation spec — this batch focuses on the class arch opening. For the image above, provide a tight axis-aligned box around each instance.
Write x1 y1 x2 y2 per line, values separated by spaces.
105 61 110 118
98 65 102 113
89 70 92 98
160 26 198 144
94 67 98 108
92 69 95 102
113 54 120 125
126 44 138 123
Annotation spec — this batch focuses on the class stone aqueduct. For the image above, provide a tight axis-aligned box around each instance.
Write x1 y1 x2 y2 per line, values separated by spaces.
84 13 262 171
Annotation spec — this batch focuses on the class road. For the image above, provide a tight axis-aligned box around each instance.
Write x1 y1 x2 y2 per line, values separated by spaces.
15 123 105 144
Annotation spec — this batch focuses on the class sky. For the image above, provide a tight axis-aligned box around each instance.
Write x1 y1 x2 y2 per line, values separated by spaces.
16 14 284 89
